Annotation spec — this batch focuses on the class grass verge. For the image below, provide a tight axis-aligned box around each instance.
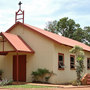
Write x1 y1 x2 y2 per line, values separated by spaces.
2 84 55 88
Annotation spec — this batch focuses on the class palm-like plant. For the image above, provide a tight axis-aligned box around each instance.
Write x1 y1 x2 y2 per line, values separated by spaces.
70 45 85 85
31 68 54 83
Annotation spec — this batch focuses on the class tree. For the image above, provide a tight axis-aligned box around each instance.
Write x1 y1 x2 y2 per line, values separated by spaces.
45 17 90 46
72 28 85 42
57 17 80 38
70 46 85 85
83 26 90 46
45 17 84 42
44 20 58 34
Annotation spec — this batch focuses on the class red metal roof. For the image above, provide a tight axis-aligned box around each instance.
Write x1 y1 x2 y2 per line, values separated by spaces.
1 32 34 53
6 22 90 52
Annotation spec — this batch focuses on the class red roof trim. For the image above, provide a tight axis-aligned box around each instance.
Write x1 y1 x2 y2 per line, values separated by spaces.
0 51 16 53
0 51 16 55
0 52 8 55
0 50 33 55
17 50 34 53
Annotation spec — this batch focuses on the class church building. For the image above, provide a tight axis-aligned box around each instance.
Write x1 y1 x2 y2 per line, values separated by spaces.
0 2 90 84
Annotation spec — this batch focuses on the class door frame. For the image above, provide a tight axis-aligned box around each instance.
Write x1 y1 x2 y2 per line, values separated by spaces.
13 55 26 82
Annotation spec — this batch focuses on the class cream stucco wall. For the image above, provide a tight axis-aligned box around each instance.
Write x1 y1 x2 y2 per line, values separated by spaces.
0 38 14 80
0 53 13 80
83 51 90 74
8 24 55 82
51 43 90 84
0 24 90 84
0 40 14 51
52 44 77 84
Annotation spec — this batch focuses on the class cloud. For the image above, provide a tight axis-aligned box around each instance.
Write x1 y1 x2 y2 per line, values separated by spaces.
23 0 61 16
0 0 90 32
23 0 90 28
0 8 15 32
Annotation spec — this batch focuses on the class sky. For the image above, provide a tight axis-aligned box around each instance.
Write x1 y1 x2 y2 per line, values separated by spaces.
0 0 90 32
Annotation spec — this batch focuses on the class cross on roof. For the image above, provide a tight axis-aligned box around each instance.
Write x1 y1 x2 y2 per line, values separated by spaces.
15 1 24 23
18 1 22 10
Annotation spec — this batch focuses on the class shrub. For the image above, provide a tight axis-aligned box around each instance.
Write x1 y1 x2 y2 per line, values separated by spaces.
70 45 85 85
0 79 13 86
0 70 3 80
72 80 78 86
0 70 3 75
31 68 54 83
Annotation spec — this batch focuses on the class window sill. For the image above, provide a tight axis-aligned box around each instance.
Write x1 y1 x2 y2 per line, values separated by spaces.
87 69 90 70
70 68 76 70
58 68 64 70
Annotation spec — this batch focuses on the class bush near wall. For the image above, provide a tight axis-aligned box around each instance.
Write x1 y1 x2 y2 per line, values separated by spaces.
31 68 54 83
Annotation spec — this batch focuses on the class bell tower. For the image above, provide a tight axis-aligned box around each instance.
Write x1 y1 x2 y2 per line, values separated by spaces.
15 1 24 23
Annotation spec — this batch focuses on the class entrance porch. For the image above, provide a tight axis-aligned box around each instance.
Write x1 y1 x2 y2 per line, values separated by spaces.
0 32 34 82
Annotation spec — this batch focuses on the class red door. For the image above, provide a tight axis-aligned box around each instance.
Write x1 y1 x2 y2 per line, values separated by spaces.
13 55 26 82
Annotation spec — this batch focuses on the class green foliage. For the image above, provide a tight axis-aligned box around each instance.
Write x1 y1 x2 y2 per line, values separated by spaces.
37 68 50 76
3 85 53 88
57 17 80 38
45 17 90 46
0 79 13 86
70 45 83 55
31 68 54 83
0 70 3 80
72 80 78 86
83 26 90 46
0 70 3 75
70 45 85 85
72 28 85 42
45 20 58 34
45 76 50 82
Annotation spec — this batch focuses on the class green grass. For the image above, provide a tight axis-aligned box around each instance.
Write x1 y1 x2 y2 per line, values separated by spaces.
2 84 54 88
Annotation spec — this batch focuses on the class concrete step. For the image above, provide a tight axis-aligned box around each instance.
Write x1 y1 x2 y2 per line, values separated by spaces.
87 80 90 83
87 76 90 85
87 75 90 78
87 81 90 85
81 73 90 85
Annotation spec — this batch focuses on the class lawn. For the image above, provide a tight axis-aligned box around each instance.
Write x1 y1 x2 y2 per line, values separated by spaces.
2 84 54 88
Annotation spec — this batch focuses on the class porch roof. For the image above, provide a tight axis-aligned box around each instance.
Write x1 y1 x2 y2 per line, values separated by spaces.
0 32 34 53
